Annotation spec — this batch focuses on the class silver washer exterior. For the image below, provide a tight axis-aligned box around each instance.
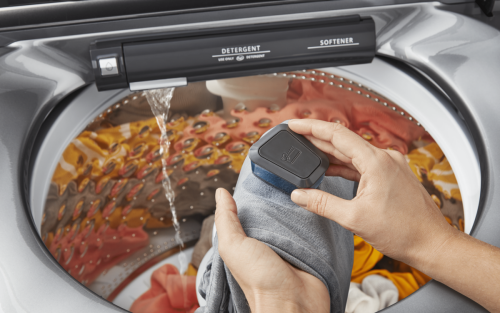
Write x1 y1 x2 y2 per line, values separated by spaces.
0 2 498 312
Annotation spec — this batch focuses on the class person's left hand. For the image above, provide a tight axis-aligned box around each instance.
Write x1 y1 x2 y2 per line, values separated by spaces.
214 188 330 313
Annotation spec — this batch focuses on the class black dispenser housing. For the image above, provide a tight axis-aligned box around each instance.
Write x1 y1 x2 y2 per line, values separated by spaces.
90 15 376 91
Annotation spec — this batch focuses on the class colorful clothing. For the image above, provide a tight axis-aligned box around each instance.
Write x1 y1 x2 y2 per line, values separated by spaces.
351 235 431 300
42 73 465 312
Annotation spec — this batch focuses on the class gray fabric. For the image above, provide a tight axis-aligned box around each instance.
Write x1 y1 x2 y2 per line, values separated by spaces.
196 157 355 313
191 214 215 269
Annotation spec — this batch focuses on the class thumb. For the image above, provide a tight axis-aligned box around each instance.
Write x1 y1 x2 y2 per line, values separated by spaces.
291 189 355 230
214 188 247 258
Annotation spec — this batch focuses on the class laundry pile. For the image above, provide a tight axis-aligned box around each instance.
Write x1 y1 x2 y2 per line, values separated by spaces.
42 73 464 312
350 235 431 300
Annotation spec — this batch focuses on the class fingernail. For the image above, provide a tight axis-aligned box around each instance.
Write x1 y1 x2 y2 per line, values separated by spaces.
291 189 309 208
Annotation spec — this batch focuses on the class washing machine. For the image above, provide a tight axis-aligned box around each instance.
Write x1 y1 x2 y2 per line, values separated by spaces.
1 0 499 312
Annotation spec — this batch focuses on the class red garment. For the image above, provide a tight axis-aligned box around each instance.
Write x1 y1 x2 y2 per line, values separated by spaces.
287 79 426 154
49 223 148 285
176 78 423 156
130 264 199 313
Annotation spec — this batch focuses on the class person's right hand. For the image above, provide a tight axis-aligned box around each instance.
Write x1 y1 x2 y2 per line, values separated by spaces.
288 119 500 312
288 119 455 271
288 119 500 313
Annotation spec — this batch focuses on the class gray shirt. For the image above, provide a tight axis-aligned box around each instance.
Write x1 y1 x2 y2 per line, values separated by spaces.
196 158 355 313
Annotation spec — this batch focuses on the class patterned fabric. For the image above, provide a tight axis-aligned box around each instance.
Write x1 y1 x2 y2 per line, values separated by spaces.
406 142 461 201
428 158 462 201
405 142 463 230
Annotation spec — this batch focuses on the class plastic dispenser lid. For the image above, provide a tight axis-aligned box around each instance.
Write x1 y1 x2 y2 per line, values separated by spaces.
249 124 329 188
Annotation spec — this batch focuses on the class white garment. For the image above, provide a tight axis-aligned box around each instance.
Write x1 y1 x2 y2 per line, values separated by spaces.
345 274 399 313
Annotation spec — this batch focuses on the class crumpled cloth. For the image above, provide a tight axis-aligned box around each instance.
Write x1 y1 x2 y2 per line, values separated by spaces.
196 157 355 313
191 215 215 269
345 274 398 313
130 264 199 313
351 235 431 300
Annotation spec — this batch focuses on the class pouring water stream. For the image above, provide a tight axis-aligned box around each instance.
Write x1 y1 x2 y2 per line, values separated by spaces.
144 88 188 274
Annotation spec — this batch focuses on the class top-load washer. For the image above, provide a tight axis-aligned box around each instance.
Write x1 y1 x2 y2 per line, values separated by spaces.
0 0 499 312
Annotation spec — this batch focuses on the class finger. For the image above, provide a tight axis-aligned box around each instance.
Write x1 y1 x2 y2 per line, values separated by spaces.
306 135 364 173
328 155 358 171
291 188 356 231
289 119 377 174
326 165 361 182
214 188 247 257
305 135 351 164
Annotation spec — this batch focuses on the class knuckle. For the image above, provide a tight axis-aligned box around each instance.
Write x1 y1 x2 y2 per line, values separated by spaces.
382 150 409 177
309 192 330 217
390 150 406 163
376 150 396 171
330 121 345 132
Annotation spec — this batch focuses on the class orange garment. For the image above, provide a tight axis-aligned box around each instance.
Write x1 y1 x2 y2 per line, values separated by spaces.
130 264 199 313
351 235 431 300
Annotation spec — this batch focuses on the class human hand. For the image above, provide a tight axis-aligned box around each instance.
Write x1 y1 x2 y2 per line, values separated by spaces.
288 119 456 271
214 188 330 313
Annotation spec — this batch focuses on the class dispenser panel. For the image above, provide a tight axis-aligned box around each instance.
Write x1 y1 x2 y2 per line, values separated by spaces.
91 16 376 91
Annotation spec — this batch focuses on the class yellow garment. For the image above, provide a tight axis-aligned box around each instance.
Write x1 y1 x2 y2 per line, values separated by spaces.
52 118 162 193
184 263 198 276
351 235 431 300
392 261 431 287
405 142 461 201
428 158 462 201
351 235 383 277
405 142 443 182
51 115 248 195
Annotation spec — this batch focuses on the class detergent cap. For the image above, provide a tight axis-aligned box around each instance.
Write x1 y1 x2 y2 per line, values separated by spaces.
249 123 329 194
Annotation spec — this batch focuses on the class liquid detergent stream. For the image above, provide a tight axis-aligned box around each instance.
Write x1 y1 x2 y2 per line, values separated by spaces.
145 88 188 274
